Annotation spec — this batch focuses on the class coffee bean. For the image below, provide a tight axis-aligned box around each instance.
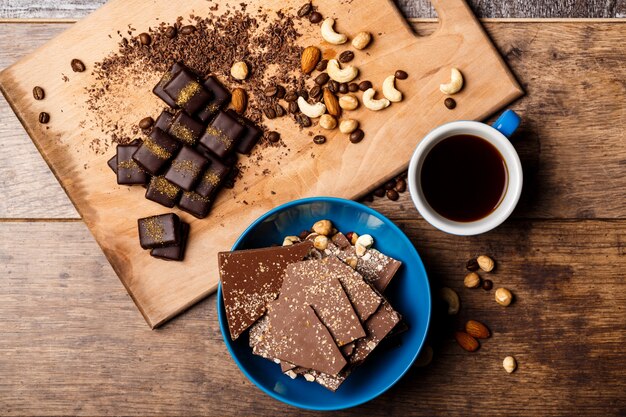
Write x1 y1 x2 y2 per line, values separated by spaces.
180 25 196 35
309 85 322 100
71 59 86 73
264 107 277 119
267 131 280 143
284 91 298 102
482 279 493 291
358 80 372 91
328 80 339 93
298 89 309 100
395 70 408 80
338 83 349 94
264 85 278 97
316 59 328 71
139 32 152 46
309 11 323 23
274 103 285 117
297 2 312 17
297 113 312 127
164 26 177 38
444 97 457 109
314 72 330 86
313 135 326 144
373 188 386 197
32 86 45 100
466 258 479 271
386 189 399 201
339 50 355 63
286 102 297 114
384 180 396 190
349 129 364 143
138 116 154 130
38 112 50 124
348 83 359 92
276 85 286 99
395 179 407 193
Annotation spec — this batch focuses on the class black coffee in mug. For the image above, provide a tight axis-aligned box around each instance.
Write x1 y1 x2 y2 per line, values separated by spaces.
420 134 508 222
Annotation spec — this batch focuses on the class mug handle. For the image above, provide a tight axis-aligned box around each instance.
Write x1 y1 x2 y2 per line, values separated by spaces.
492 109 521 139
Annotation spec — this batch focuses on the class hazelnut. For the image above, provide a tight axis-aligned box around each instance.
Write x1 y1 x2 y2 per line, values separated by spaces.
495 287 513 306
345 231 359 245
339 94 359 111
345 257 358 269
319 114 337 130
282 236 300 246
339 119 359 134
230 61 249 80
464 272 481 288
503 356 517 373
477 255 495 272
312 220 333 236
313 235 329 250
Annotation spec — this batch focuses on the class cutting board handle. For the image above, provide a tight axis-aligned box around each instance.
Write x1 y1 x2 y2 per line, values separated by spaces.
430 0 481 30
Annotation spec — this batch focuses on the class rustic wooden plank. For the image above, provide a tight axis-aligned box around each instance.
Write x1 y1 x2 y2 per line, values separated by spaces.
0 219 624 415
1 0 625 19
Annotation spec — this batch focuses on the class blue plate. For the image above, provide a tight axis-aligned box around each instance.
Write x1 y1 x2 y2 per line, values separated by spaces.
217 197 431 410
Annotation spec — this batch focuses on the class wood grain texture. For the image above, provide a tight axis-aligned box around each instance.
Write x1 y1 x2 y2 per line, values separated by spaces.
2 0 626 19
0 0 521 327
1 220 624 416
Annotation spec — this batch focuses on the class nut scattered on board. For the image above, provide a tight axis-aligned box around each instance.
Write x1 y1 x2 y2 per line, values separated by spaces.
301 46 321 74
495 287 513 306
477 255 495 272
323 88 341 116
440 67 464 95
313 235 329 250
455 331 479 352
464 272 481 288
321 18 348 45
282 236 300 246
230 61 249 80
231 88 247 113
327 59 359 83
312 219 333 236
319 114 337 130
465 320 490 339
352 31 372 50
362 88 390 111
382 75 403 102
339 119 359 134
339 94 359 111
414 344 433 367
355 234 374 257
503 356 517 373
440 287 460 315
297 96 326 118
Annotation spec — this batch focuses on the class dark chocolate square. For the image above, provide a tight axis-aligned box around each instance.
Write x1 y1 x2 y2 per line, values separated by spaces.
164 146 209 191
227 110 263 154
150 222 189 261
138 213 180 249
152 62 187 107
167 111 204 146
145 176 181 208
195 154 230 197
164 69 211 115
116 144 148 185
154 110 175 132
179 191 212 219
107 154 117 174
133 128 180 175
199 111 244 159
197 76 231 122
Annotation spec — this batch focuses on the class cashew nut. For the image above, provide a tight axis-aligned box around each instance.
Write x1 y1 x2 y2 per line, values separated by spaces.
362 88 390 111
321 18 348 45
440 68 464 95
382 75 403 102
440 287 460 315
297 96 326 118
327 59 359 83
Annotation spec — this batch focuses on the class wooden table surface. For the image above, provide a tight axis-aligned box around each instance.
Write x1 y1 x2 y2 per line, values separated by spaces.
1 1 625 416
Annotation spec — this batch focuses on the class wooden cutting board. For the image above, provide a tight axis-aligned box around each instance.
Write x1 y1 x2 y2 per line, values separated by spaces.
0 0 522 328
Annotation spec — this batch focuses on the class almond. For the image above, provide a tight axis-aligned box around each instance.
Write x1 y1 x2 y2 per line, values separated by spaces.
455 331 479 352
465 320 490 339
231 88 247 113
323 88 341 117
301 46 321 74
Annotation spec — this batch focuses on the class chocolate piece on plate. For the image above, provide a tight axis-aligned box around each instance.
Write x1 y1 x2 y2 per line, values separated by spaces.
164 68 211 115
350 301 401 365
145 176 181 208
168 111 204 146
280 259 366 346
137 213 180 249
133 128 180 175
107 154 117 174
116 143 148 185
199 111 244 159
178 191 212 219
150 221 189 261
164 146 208 191
194 153 230 198
218 241 314 341
227 110 263 154
154 110 175 132
198 76 231 123
152 62 187 107
331 232 351 249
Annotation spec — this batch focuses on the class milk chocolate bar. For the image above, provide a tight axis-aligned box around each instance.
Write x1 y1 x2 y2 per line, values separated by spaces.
350 301 401 365
164 68 211 115
178 191 212 219
194 153 230 198
133 128 180 175
199 111 244 159
150 221 189 261
145 176 181 208
137 213 180 249
116 143 148 185
168 111 204 146
198 76 231 123
164 146 208 191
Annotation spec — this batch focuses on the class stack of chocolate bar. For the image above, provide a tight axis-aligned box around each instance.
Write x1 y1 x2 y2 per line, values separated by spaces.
218 225 404 391
107 62 263 219
137 213 190 261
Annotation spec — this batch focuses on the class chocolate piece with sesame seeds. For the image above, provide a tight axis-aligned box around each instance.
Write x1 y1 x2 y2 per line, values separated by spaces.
116 143 148 185
137 213 180 249
163 68 212 115
150 221 190 261
194 153 230 198
198 76 231 123
152 62 187 108
164 146 209 191
167 111 204 146
145 176 181 208
178 191 212 219
199 111 244 159
132 128 180 175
